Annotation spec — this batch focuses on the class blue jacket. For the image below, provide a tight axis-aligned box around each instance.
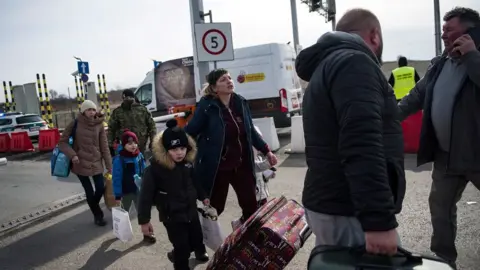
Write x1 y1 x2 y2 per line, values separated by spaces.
184 93 269 198
112 152 146 198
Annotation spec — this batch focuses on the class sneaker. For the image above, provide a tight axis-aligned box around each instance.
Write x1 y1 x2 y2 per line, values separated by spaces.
143 234 156 244
195 251 209 262
94 217 107 227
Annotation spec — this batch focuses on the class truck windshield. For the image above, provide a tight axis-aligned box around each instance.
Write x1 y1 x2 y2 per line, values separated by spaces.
135 84 153 105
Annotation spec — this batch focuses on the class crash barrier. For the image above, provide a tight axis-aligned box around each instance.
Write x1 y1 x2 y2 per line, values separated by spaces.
402 111 423 154
9 132 34 152
253 117 280 152
285 115 305 154
0 133 10 152
38 129 61 151
36 74 54 127
285 113 423 155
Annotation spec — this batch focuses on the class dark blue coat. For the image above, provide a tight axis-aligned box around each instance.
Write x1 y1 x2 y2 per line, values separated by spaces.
184 93 269 198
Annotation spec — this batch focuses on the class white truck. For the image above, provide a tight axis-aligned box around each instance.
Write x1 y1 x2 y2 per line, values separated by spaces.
134 43 303 128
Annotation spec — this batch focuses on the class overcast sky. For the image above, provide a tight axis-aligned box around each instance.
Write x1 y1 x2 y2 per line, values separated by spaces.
0 0 478 101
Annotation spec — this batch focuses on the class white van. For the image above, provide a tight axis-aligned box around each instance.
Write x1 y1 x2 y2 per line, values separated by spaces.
134 43 302 128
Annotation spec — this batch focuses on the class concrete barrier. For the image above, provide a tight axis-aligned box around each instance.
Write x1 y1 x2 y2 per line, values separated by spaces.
253 117 280 152
285 115 305 154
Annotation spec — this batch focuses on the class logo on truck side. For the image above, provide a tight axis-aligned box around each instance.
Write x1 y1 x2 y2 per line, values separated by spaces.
236 70 265 84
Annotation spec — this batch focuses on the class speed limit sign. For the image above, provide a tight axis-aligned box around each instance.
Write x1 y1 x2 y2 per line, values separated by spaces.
194 23 234 62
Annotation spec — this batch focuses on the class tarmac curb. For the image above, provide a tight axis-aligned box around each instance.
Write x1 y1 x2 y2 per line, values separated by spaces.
0 193 87 239
0 150 51 161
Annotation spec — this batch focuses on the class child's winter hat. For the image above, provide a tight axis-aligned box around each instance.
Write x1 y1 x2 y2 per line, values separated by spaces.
162 119 188 150
121 129 138 146
80 100 97 113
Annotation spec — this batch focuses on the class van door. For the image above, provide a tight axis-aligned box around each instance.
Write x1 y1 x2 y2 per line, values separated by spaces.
135 83 155 112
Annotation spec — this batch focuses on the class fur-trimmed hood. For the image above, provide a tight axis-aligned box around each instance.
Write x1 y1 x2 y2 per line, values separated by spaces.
151 130 197 169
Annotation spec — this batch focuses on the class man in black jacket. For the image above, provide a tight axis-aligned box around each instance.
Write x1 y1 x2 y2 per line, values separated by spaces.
398 7 480 268
296 8 405 256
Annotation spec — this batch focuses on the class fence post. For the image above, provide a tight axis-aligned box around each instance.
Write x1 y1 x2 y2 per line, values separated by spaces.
2 81 10 112
8 81 15 112
42 74 54 127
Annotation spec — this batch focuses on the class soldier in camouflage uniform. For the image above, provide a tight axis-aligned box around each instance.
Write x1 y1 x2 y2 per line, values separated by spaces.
108 89 156 154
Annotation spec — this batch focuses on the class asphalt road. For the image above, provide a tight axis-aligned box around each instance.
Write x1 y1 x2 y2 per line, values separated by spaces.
0 129 291 228
0 154 479 269
0 161 85 224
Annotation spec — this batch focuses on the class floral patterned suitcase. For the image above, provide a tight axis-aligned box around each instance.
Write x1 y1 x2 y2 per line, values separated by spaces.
206 196 312 269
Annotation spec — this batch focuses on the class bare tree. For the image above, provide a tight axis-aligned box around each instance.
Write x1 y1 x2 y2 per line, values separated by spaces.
49 89 59 100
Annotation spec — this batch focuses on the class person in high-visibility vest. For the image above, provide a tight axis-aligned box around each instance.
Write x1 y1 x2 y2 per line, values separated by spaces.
388 56 420 101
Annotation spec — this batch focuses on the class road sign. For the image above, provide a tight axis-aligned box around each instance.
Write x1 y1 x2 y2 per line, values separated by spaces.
81 74 89 83
77 61 90 74
194 23 234 62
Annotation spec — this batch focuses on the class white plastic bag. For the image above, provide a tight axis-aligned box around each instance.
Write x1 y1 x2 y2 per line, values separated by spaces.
198 212 226 251
112 207 134 242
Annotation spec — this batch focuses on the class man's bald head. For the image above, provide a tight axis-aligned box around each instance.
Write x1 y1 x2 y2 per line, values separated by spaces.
336 8 381 33
335 8 384 63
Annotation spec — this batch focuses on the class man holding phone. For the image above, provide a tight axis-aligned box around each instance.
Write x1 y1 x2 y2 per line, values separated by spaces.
397 7 480 269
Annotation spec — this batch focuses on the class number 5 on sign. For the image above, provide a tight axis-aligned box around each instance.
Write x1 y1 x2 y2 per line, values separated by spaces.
194 22 235 62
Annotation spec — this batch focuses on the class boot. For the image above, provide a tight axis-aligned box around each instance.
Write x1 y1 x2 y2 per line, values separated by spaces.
94 216 107 226
194 250 209 262
143 234 156 244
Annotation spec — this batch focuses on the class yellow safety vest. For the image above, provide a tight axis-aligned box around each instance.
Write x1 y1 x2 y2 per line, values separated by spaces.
392 66 416 100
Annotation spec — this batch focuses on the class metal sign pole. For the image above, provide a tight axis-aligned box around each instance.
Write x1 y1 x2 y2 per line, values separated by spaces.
290 0 301 54
189 0 212 98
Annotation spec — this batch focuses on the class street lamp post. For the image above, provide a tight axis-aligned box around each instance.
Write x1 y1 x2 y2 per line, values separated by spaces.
433 0 442 55
290 0 301 54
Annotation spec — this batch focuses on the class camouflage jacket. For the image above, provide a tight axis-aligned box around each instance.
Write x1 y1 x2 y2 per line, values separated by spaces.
108 102 156 150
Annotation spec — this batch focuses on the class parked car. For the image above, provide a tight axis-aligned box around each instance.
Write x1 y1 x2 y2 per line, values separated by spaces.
0 112 49 139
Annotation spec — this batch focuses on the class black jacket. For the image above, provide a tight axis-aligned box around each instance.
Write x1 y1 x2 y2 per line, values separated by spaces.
398 49 480 174
137 132 206 224
296 32 405 232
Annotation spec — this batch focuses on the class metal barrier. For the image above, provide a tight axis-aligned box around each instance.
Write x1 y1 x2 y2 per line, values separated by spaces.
153 112 187 123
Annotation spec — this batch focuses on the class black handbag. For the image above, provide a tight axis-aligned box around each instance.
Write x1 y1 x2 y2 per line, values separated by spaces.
307 245 453 270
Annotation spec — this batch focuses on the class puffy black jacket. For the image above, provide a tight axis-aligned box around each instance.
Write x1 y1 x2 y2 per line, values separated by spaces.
296 32 405 232
137 132 205 225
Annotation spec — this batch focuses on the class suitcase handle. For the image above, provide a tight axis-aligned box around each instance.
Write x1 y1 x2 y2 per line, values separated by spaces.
355 246 423 267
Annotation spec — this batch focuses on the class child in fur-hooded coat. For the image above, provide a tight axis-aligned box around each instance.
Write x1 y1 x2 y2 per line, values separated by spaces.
137 119 209 270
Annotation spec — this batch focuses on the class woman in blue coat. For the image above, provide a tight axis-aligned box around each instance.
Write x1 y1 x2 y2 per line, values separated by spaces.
184 68 278 225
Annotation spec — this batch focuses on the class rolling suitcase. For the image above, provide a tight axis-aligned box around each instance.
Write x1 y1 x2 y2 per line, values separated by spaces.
206 196 312 269
307 245 454 269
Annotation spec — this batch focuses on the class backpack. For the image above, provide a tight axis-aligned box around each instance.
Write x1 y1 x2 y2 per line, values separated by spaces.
51 120 78 177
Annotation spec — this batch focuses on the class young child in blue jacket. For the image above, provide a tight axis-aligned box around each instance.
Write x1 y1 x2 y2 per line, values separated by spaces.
112 129 155 243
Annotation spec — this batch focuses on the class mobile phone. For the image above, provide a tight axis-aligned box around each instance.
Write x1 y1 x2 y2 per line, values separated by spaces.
466 27 480 47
